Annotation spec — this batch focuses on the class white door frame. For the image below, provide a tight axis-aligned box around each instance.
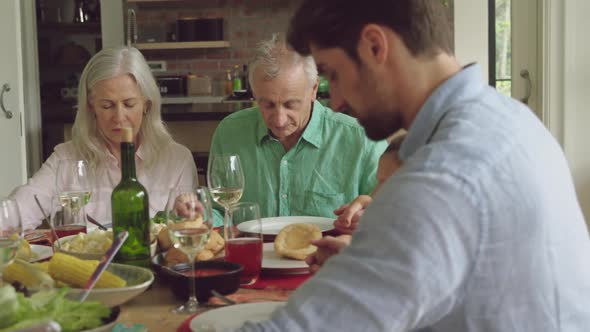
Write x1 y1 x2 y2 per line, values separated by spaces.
0 0 27 195
512 0 541 118
540 0 565 147
20 0 42 176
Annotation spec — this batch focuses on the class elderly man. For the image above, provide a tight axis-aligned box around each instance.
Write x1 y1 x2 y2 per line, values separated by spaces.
238 0 590 331
209 34 386 223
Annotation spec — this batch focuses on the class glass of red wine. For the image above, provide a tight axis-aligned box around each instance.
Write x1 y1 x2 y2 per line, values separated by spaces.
225 202 263 285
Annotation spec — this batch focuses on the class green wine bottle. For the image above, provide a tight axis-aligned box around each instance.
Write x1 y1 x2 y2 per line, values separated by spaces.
111 127 151 268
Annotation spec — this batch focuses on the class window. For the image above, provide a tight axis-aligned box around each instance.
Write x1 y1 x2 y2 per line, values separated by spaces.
489 0 512 96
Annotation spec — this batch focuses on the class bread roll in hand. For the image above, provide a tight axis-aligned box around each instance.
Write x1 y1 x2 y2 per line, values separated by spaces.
274 223 322 260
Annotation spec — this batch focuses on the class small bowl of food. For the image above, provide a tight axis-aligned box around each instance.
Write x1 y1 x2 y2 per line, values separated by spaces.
54 230 157 260
53 230 113 260
153 254 242 303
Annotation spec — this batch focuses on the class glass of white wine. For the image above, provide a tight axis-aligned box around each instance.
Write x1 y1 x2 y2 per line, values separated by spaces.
55 159 91 237
0 198 23 286
207 154 244 239
166 186 213 314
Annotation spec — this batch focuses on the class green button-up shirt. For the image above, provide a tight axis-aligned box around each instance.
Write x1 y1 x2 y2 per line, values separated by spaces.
209 101 387 225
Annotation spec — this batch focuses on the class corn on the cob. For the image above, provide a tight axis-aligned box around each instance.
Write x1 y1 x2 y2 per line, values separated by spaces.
15 239 32 261
2 259 55 289
35 261 50 273
48 253 127 288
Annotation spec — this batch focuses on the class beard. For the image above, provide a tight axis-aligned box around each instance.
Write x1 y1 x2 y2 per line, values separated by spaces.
348 62 404 141
355 106 404 141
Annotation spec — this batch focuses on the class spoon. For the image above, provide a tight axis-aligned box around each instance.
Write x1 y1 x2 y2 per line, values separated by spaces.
86 214 108 231
33 194 60 247
211 289 236 305
78 231 129 302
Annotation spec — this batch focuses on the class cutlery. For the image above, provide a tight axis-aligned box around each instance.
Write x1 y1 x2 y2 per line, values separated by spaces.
33 194 60 247
211 289 236 305
78 231 129 302
86 214 108 231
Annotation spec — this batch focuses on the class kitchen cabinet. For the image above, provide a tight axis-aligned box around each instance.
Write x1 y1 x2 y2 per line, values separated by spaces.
124 2 231 49
36 0 105 160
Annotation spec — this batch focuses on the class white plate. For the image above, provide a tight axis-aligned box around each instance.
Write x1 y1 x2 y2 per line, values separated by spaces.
237 216 334 236
190 302 285 332
29 244 53 262
262 243 309 274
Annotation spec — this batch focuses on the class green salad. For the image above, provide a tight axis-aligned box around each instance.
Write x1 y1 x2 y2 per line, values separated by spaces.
151 210 182 224
0 285 111 332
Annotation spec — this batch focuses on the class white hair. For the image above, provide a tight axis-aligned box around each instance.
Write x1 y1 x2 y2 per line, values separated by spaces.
248 33 318 91
72 46 172 169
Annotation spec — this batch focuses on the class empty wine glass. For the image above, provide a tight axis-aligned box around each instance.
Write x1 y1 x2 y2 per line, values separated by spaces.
166 186 213 314
0 198 23 286
55 159 92 201
207 154 244 239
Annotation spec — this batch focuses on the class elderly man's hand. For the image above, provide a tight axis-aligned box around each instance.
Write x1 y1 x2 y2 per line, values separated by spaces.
333 195 373 235
173 193 205 220
305 235 352 273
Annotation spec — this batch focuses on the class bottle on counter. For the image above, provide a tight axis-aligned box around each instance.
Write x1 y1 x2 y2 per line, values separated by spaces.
224 69 233 96
111 127 151 268
232 65 242 92
242 64 250 94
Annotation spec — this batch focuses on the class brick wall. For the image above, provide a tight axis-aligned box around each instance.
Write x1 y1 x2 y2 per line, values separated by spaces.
133 0 303 94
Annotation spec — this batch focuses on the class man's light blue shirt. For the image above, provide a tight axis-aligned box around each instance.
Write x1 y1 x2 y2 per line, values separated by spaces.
239 64 590 331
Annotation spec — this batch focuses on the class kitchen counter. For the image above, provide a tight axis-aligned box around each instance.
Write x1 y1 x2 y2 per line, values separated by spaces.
41 97 256 123
41 96 329 123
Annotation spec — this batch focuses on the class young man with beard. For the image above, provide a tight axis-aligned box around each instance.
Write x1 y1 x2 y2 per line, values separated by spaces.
236 1 590 331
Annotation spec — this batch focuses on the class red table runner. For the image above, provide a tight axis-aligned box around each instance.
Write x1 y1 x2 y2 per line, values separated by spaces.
177 272 310 332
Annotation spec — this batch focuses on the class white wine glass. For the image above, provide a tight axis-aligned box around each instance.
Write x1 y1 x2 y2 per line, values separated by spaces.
55 159 92 201
207 154 244 239
55 159 91 236
0 198 23 286
166 186 213 314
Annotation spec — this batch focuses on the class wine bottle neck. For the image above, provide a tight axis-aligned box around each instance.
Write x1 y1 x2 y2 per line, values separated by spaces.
120 142 137 180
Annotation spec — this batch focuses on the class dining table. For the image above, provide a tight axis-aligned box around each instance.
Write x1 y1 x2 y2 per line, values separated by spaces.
25 220 323 331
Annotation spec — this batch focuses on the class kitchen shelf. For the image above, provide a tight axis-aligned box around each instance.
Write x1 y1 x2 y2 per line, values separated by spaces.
41 100 237 123
162 96 255 105
127 0 188 2
38 22 100 34
134 41 230 50
162 96 225 105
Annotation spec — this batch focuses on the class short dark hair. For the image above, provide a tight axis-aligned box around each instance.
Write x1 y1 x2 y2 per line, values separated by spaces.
287 0 453 62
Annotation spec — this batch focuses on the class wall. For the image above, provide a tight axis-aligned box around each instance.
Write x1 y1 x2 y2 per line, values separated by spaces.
453 0 489 82
561 0 590 222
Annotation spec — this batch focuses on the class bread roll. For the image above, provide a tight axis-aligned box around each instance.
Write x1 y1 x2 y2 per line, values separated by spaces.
163 229 225 266
274 223 322 260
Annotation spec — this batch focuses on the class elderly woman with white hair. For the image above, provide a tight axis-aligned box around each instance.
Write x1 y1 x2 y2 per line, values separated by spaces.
12 46 198 230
